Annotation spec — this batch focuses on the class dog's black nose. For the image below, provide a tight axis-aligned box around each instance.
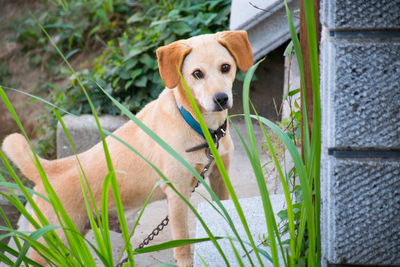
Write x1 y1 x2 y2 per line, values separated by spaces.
214 93 229 109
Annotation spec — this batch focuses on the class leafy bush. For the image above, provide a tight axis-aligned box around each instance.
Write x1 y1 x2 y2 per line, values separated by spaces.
61 0 231 115
0 62 10 85
13 0 135 66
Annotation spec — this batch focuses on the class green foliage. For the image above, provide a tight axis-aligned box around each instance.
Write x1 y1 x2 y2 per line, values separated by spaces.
62 0 231 115
13 0 134 62
258 1 320 265
0 62 10 85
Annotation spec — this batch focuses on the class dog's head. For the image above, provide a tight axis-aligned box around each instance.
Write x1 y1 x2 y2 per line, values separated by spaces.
156 31 253 112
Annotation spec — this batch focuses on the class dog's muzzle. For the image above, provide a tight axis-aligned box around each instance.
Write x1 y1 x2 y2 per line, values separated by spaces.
213 92 230 111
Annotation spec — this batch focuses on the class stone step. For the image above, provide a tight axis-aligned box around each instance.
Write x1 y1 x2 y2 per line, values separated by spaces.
194 194 287 267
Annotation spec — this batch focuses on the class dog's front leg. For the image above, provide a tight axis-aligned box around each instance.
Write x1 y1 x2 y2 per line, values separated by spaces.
164 185 192 267
209 153 230 200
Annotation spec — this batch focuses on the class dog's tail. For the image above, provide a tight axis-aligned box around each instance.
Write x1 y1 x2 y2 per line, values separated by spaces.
2 133 48 184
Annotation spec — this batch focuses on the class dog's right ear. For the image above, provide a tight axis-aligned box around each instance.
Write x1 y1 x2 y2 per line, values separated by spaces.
156 41 192 89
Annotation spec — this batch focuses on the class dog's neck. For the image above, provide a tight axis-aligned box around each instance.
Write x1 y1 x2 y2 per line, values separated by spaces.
174 86 227 131
200 110 228 130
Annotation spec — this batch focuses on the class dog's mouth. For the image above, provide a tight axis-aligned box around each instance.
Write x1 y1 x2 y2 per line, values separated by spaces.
213 104 231 112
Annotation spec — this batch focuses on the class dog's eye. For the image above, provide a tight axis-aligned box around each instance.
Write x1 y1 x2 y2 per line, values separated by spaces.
192 70 204 79
221 64 231 73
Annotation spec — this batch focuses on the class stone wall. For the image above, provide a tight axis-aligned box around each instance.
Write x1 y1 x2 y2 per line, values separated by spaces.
57 115 127 158
320 0 400 266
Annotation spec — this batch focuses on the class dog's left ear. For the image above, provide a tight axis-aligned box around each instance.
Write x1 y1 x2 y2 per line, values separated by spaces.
156 41 192 89
216 31 253 72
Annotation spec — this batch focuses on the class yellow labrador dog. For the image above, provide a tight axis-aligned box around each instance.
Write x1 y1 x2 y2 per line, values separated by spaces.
2 30 253 266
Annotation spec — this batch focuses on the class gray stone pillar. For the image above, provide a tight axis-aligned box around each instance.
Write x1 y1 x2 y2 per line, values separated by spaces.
320 1 400 266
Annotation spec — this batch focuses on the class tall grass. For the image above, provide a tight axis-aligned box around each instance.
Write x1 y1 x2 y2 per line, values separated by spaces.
0 0 320 265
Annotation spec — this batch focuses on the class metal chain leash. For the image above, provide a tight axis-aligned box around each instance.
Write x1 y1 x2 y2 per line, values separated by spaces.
116 148 215 267
192 147 215 192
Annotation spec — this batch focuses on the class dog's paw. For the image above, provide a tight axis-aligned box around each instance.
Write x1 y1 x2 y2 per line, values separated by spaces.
175 247 193 267
177 256 193 267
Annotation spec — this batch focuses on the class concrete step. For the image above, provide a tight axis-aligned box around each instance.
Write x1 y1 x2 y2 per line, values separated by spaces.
193 195 287 267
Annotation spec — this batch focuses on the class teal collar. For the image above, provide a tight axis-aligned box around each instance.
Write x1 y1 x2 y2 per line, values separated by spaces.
178 105 205 138
177 105 227 152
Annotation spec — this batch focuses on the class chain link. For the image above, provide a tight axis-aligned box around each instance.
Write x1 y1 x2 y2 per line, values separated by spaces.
116 148 215 267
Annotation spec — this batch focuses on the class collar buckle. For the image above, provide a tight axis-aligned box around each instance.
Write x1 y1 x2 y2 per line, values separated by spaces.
178 105 228 153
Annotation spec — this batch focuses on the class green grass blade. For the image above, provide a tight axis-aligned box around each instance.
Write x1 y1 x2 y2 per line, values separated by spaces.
251 104 296 266
296 205 307 259
0 203 23 253
249 114 315 267
303 0 322 263
134 237 223 254
283 0 310 161
241 60 278 266
284 1 319 264
0 241 42 267
0 251 14 266
228 117 277 264
196 253 209 267
0 182 49 203
228 237 245 267
0 153 68 264
100 173 113 263
0 193 39 234
13 225 60 267
230 238 273 263
249 100 287 265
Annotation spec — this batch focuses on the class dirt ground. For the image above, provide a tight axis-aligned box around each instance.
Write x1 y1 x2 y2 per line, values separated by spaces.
0 0 45 141
0 0 101 143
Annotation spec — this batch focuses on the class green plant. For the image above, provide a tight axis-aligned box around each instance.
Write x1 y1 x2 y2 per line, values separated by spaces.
260 41 303 260
13 0 134 61
254 0 320 264
0 62 10 85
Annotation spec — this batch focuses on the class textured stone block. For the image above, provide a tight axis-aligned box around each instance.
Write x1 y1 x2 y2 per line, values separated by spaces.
321 0 400 30
321 156 400 265
194 195 286 267
321 38 400 149
57 115 127 158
